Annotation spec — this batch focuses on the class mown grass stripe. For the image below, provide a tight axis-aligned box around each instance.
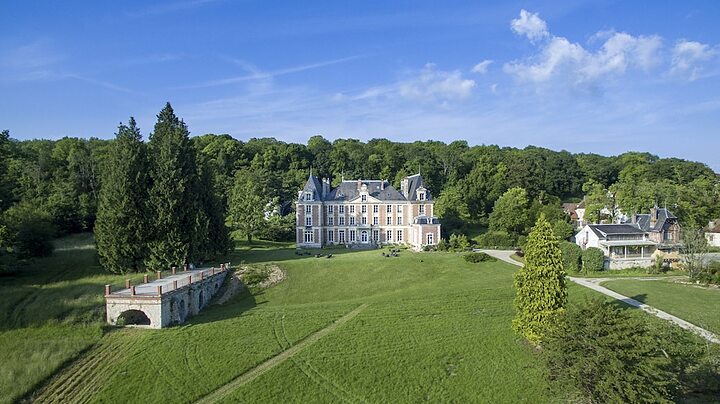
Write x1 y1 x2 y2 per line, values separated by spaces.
196 303 368 404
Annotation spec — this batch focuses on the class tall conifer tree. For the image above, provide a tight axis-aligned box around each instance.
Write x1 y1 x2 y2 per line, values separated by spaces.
512 214 567 345
146 103 198 269
95 118 149 273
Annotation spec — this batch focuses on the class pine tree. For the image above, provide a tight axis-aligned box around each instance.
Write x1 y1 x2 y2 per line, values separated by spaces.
94 118 149 273
512 214 568 345
192 156 231 261
145 103 199 270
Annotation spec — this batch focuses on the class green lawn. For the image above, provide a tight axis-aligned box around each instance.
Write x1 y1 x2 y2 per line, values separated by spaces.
0 234 699 403
602 279 720 334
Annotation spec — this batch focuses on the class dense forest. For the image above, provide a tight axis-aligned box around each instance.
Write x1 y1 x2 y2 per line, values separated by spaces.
1 103 718 272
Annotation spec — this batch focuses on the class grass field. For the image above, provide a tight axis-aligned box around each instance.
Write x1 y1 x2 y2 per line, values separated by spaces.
0 235 703 403
602 278 720 334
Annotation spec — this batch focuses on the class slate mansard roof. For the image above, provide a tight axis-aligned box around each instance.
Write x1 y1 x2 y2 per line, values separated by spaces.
587 224 645 238
327 180 406 201
299 174 431 203
301 175 324 201
404 173 432 202
633 207 677 233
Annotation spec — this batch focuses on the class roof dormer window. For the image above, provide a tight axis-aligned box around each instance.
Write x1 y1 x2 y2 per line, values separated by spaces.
305 192 313 201
361 194 367 202
419 192 426 201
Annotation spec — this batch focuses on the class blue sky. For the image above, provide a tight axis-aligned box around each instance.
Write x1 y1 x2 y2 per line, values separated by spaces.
1 1 719 170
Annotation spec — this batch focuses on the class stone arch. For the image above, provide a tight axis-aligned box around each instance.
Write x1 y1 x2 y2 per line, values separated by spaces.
117 309 151 326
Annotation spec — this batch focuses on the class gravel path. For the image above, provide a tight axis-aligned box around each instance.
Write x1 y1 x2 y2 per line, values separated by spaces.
475 249 720 344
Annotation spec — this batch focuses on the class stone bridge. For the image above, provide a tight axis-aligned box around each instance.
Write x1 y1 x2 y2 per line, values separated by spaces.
105 264 230 329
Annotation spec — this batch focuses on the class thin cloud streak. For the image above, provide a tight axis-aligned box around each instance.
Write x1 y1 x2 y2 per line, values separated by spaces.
178 55 367 89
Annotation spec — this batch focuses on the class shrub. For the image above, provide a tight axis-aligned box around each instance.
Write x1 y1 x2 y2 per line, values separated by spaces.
581 247 605 272
476 231 517 248
241 265 272 286
463 252 496 263
448 233 471 251
544 298 701 403
436 238 449 251
558 241 581 273
697 261 720 285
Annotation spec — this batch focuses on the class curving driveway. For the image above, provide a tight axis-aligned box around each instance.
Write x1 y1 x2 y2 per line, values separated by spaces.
475 249 720 344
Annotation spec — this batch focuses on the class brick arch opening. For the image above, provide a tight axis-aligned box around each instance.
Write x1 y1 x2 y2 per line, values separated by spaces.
117 309 151 326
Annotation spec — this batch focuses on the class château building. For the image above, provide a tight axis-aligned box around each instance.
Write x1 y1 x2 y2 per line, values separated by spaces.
296 173 441 250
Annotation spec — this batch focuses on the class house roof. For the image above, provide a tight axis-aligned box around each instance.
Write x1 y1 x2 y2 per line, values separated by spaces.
405 174 432 201
706 219 720 233
413 215 440 225
326 180 406 202
634 207 677 233
302 175 324 201
587 224 645 238
562 203 578 220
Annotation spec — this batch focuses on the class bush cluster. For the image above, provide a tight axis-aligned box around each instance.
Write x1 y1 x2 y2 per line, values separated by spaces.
543 298 717 402
476 231 517 248
581 247 605 272
437 233 471 252
463 252 496 263
241 265 272 286
696 261 720 285
558 241 581 273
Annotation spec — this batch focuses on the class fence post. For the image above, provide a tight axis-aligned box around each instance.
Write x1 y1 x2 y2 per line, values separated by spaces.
143 274 149 283
125 279 131 289
104 284 111 296
172 266 177 275
156 285 162 296
131 285 136 296
156 270 161 280
173 280 178 290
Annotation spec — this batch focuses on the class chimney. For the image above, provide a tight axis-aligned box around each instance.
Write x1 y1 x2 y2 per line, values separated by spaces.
322 178 330 198
650 204 658 226
401 177 409 197
357 179 362 190
381 180 385 190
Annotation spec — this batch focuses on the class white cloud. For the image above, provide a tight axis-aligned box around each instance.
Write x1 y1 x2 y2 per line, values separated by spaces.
356 63 476 103
505 11 663 85
471 60 493 74
399 63 475 101
511 9 549 43
671 40 717 80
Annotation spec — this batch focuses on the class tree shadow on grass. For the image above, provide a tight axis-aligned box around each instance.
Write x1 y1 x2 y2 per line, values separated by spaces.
226 243 369 265
188 288 264 326
606 293 649 312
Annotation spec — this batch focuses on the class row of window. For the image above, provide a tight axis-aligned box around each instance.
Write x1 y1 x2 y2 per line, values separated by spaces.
305 204 427 215
305 215 407 227
303 229 435 245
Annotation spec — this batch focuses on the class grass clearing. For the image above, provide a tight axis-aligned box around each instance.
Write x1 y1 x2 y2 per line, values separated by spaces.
2 235 709 403
601 279 720 334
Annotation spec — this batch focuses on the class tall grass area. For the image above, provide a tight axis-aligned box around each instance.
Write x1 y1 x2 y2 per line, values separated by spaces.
602 279 720 334
0 234 107 403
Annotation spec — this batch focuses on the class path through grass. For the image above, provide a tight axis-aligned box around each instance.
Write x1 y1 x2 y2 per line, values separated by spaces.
602 278 720 334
